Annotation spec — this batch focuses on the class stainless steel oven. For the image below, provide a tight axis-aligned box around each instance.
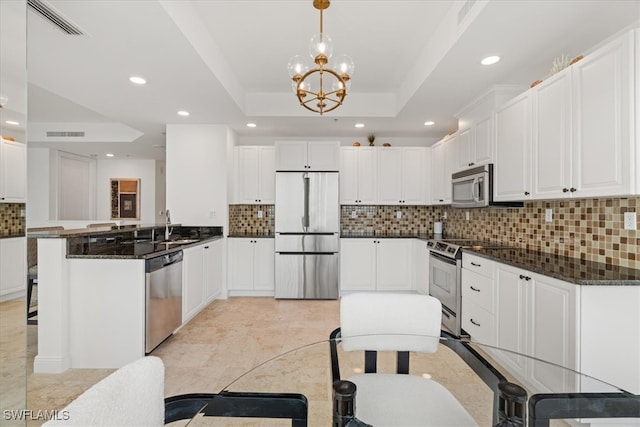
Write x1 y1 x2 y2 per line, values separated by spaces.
429 251 461 336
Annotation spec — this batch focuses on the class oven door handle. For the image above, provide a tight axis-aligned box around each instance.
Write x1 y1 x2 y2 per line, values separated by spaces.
429 251 457 264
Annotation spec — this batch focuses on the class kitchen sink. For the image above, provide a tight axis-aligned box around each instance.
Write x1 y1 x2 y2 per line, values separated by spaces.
156 238 200 245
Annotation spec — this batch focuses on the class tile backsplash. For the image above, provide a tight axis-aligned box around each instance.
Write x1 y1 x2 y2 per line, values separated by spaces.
228 204 275 236
0 203 26 237
230 197 639 268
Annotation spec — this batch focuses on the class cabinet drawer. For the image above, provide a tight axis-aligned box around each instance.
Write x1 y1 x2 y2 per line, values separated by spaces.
462 253 494 278
462 269 495 313
462 301 495 345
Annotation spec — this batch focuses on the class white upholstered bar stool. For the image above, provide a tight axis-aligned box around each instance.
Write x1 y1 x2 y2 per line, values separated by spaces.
333 292 478 426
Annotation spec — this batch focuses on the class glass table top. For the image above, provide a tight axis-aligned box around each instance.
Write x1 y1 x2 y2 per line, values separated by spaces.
164 334 639 426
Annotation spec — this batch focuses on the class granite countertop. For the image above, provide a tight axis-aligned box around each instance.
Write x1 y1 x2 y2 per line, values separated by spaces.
67 235 223 260
0 233 26 239
340 232 432 241
463 247 640 286
228 233 274 238
28 223 167 238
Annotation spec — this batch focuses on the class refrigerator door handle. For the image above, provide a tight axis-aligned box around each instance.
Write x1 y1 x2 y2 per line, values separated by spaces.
302 173 310 231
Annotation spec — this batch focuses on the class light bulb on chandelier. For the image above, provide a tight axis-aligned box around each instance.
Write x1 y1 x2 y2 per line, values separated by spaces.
287 0 354 115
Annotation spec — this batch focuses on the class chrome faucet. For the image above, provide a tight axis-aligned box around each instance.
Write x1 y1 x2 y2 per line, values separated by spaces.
164 209 173 241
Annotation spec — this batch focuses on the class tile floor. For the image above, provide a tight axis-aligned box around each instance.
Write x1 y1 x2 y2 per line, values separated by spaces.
23 297 496 426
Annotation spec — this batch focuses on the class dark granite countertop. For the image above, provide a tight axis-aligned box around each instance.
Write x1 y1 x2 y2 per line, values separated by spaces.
463 247 640 286
340 232 432 241
0 233 26 239
28 224 165 238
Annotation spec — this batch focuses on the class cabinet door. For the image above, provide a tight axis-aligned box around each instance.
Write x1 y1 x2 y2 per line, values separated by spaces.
494 264 527 373
0 139 26 202
376 239 412 291
357 147 377 204
402 147 426 204
528 273 577 393
183 246 205 322
228 238 255 291
456 128 473 170
531 69 572 199
572 31 634 198
203 239 223 303
339 147 359 204
413 240 429 295
258 147 276 203
443 137 457 202
275 141 308 170
339 239 376 291
430 142 445 204
494 92 531 201
473 115 493 166
377 147 403 204
0 237 26 296
236 147 260 204
253 238 275 292
307 141 340 171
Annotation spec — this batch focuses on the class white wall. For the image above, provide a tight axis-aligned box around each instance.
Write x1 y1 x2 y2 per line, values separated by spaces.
166 124 229 227
27 147 52 224
96 159 159 224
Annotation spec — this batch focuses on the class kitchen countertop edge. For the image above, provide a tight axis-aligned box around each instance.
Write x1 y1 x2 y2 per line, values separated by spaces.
462 247 640 286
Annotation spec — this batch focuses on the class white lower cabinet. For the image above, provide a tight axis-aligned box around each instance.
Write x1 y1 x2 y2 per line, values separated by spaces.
492 262 578 393
228 238 274 296
182 240 223 323
340 238 412 292
0 237 26 299
461 253 496 346
413 240 429 295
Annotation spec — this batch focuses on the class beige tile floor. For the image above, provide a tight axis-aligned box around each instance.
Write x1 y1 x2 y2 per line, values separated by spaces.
23 297 496 426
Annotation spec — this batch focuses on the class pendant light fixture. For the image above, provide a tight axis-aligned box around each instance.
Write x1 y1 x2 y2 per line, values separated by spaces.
287 0 354 115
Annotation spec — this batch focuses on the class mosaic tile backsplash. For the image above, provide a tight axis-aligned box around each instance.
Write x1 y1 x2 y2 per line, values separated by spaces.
0 203 26 237
230 197 639 268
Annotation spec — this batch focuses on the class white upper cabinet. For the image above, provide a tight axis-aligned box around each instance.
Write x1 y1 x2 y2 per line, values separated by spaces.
472 115 494 167
340 146 377 204
0 138 26 203
455 128 473 172
497 29 637 201
275 140 340 171
494 92 532 201
377 147 426 205
235 146 275 204
531 68 572 199
430 140 446 204
571 30 636 198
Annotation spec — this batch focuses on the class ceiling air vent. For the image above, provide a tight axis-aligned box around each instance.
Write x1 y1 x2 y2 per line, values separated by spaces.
27 0 84 35
457 0 477 25
46 131 85 138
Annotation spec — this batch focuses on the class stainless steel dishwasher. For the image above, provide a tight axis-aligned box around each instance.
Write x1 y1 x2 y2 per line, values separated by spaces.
145 250 183 353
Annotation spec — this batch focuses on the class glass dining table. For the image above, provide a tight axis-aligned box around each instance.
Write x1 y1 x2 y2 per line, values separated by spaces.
164 332 640 426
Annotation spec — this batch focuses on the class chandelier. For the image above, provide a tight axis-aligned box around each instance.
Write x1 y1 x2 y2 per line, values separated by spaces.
287 0 354 115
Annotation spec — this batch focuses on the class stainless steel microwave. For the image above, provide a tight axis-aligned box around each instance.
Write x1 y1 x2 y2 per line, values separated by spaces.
451 164 523 208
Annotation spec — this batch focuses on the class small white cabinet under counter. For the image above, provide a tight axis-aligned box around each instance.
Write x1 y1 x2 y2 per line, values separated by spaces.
227 237 274 296
461 253 496 346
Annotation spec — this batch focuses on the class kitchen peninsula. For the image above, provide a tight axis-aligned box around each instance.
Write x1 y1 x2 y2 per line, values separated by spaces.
29 224 222 373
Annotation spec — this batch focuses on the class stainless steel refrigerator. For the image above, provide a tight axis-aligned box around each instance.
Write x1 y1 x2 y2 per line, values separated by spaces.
275 171 339 299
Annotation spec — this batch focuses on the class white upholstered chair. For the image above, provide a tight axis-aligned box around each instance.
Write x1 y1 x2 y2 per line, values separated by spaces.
43 356 165 426
331 292 478 426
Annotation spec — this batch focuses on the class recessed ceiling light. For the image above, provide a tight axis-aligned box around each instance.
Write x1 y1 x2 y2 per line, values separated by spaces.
105 153 114 157
355 123 365 128
246 123 257 128
177 110 190 116
481 56 500 65
5 120 20 126
424 121 435 126
129 76 146 85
